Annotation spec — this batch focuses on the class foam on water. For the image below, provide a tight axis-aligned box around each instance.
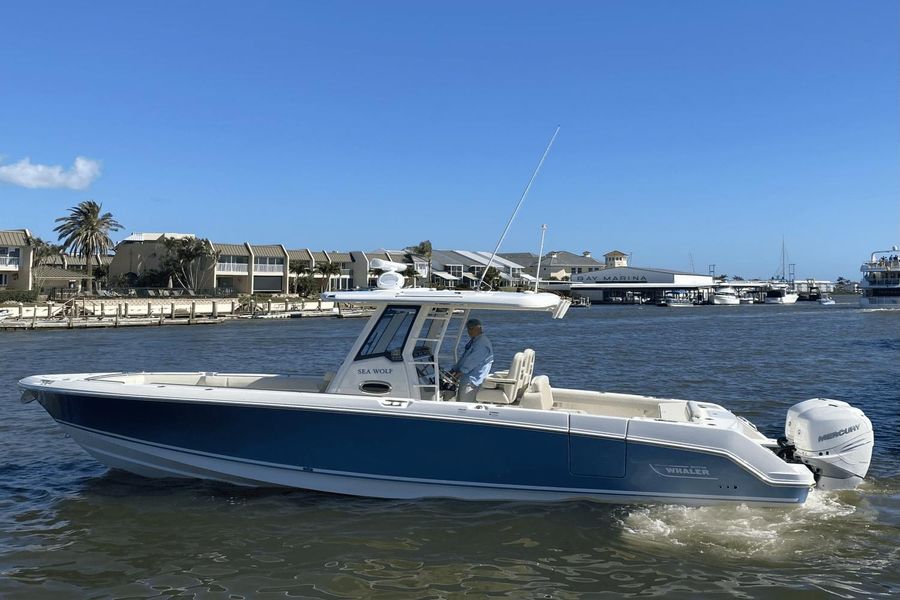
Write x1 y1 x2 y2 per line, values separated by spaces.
618 489 872 561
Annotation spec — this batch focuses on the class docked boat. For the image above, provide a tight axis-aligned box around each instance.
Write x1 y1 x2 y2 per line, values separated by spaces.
570 296 591 308
764 282 799 305
739 293 756 304
19 265 874 506
658 290 695 307
711 286 741 305
859 247 900 309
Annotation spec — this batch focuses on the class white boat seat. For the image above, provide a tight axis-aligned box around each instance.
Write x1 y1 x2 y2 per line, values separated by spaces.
479 348 535 404
520 375 553 410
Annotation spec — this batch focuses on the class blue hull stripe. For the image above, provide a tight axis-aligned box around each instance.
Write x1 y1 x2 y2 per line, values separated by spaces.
38 392 809 503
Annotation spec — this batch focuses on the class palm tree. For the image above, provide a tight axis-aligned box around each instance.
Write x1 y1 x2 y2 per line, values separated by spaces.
27 235 64 294
406 240 432 287
402 264 418 287
54 200 123 294
289 259 311 294
315 261 342 293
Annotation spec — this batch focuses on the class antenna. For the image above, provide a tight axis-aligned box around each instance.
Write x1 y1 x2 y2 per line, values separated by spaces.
478 126 560 289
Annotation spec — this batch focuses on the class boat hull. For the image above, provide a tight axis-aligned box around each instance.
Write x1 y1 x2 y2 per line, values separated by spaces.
764 294 799 305
711 296 740 305
28 387 811 506
859 296 900 308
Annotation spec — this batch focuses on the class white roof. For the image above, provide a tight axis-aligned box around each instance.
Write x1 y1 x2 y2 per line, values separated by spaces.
322 289 566 313
474 252 525 270
432 270 459 281
450 250 524 271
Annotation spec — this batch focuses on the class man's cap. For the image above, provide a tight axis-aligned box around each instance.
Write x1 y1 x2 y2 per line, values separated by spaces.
465 318 482 328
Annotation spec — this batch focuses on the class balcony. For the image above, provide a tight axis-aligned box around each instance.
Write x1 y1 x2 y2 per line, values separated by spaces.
216 262 249 274
0 257 20 270
253 263 284 273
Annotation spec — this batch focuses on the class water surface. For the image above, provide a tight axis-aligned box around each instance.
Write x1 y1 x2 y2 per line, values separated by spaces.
1 299 898 598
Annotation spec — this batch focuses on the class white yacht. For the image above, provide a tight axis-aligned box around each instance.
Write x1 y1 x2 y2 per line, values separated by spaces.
711 286 741 305
859 247 900 309
18 263 875 506
764 282 799 305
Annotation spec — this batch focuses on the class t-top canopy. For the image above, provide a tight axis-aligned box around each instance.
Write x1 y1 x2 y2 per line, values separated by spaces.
322 289 570 317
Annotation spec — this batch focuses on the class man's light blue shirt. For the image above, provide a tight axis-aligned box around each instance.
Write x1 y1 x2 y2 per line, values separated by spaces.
452 334 494 386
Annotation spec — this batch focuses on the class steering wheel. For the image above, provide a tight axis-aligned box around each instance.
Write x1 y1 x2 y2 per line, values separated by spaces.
439 368 458 392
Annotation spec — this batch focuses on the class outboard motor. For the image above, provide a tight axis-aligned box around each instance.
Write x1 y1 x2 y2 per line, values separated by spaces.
784 398 874 490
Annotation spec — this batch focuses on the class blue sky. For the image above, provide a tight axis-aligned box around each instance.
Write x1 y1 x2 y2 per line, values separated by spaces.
1 1 897 280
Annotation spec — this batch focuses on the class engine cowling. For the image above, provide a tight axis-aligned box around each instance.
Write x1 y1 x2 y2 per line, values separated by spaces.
785 398 874 490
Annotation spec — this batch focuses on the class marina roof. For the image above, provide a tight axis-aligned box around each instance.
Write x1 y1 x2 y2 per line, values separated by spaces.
0 229 30 246
544 251 604 267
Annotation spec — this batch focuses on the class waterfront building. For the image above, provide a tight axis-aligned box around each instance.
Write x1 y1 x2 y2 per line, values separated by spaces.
571 265 715 304
459 251 526 287
604 250 629 268
429 250 477 287
500 250 605 282
210 243 252 294
0 229 34 292
109 232 195 286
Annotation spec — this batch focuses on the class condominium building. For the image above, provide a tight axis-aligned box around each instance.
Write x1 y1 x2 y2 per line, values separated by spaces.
0 229 33 291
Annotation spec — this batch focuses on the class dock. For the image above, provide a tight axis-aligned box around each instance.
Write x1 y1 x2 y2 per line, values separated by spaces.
0 316 227 331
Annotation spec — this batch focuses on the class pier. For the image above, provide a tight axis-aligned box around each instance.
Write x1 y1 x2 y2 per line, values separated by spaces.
0 297 342 331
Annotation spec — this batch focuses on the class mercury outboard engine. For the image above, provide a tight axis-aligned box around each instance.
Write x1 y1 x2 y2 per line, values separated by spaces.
784 398 874 490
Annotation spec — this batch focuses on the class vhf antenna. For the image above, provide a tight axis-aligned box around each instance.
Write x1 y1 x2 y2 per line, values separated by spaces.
478 126 560 290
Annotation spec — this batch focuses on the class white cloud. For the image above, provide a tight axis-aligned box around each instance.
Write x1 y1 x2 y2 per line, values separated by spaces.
0 156 102 190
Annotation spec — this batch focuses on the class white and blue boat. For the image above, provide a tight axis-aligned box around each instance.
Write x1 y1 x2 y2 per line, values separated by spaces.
19 264 874 506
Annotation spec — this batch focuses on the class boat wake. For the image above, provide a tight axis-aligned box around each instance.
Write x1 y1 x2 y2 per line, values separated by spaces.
617 489 871 561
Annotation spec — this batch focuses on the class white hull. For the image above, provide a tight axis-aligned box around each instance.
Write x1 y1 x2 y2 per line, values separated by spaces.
859 297 900 309
765 293 799 305
711 296 740 305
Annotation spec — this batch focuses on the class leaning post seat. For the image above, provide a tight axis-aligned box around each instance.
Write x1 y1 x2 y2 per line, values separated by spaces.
478 349 536 404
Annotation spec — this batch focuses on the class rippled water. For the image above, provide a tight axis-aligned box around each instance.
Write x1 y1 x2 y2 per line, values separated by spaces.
1 298 898 598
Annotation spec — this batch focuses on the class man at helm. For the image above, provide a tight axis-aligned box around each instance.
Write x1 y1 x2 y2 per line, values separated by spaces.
449 318 494 402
